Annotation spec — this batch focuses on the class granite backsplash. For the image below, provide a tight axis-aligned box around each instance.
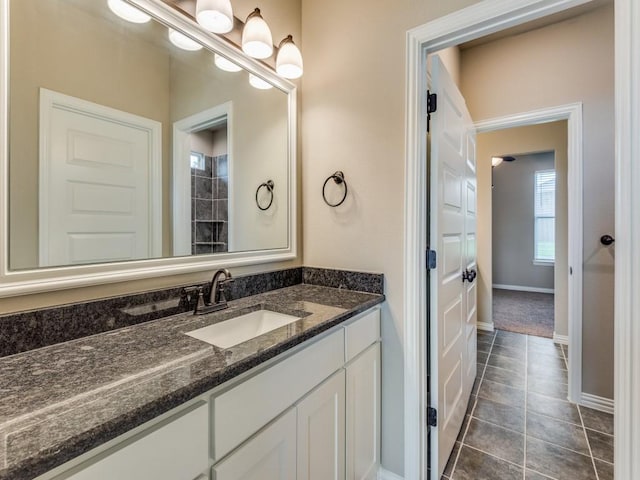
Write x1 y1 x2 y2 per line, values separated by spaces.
0 267 384 358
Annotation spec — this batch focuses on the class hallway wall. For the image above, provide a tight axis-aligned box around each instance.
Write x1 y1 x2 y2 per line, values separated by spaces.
460 3 615 400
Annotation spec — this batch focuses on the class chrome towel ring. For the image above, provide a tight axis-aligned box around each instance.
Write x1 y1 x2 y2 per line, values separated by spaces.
255 180 275 211
322 171 348 207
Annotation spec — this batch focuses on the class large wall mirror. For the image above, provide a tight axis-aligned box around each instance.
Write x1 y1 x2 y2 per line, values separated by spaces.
0 0 297 295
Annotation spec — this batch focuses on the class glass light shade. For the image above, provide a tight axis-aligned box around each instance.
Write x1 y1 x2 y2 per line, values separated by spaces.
107 0 151 24
276 35 303 79
196 0 234 34
168 29 203 51
491 156 504 167
242 9 273 59
214 53 242 72
249 74 273 90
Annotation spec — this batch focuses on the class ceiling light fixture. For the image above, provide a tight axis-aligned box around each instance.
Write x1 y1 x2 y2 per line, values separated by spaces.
196 0 234 33
107 0 151 24
491 156 503 167
249 74 273 90
242 8 273 59
168 29 203 51
276 35 303 79
214 53 242 72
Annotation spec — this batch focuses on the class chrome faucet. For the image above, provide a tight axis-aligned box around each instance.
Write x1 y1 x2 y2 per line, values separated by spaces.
186 269 234 315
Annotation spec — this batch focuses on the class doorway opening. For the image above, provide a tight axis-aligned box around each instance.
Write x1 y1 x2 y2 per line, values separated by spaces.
404 1 619 479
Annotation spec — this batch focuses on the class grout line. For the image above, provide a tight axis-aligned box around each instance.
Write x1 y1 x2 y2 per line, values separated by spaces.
560 341 569 370
577 404 601 480
523 335 529 480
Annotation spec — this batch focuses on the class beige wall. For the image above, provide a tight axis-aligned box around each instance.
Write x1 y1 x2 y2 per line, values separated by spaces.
477 123 568 338
1 0 302 313
461 4 614 398
301 0 479 475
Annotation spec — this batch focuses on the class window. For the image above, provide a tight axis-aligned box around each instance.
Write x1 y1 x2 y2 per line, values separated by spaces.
190 151 205 170
534 169 556 263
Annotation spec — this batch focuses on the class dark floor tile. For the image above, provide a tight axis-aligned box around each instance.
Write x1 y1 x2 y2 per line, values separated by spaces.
478 351 488 365
525 470 554 479
580 406 614 435
483 365 525 389
526 412 590 454
478 330 495 341
586 428 614 463
473 396 525 433
494 332 527 349
526 437 597 480
527 392 582 425
479 379 525 408
466 394 477 415
527 338 564 357
488 353 526 373
594 459 614 480
527 376 568 401
443 441 461 477
491 343 526 360
453 445 523 480
528 351 567 370
464 418 524 465
478 341 492 353
528 362 568 384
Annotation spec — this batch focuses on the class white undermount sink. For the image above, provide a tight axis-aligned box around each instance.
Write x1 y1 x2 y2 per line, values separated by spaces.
185 309 301 348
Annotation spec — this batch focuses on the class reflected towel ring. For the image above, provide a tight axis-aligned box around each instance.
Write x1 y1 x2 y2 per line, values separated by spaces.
255 180 275 211
322 171 348 207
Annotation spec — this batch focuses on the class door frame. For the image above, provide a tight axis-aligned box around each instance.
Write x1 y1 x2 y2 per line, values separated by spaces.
474 103 583 405
403 0 639 478
172 102 233 256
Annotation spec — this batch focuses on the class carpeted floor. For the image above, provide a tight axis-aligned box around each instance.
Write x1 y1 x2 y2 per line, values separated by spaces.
492 288 555 338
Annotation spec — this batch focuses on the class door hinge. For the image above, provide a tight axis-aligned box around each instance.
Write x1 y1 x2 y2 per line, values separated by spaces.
426 91 437 133
426 249 437 270
427 407 438 427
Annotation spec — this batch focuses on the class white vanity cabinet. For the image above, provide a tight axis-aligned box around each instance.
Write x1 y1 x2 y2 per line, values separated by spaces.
42 306 381 480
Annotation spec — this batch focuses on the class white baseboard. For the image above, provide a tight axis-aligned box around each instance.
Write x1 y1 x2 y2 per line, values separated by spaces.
493 284 554 294
579 392 614 415
553 333 569 345
477 321 495 332
378 467 404 480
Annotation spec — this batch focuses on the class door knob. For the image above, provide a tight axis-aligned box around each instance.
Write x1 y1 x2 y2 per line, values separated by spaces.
600 234 615 246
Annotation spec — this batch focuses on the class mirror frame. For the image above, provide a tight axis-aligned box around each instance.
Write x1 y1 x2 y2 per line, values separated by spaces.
0 0 297 297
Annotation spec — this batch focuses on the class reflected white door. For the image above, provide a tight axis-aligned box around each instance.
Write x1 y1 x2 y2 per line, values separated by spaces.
429 56 477 478
39 89 161 267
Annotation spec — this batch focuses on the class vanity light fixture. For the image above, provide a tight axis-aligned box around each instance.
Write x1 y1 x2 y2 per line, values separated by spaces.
214 53 242 72
249 73 273 90
242 8 273 59
196 0 234 34
276 35 303 79
168 29 203 51
107 0 151 24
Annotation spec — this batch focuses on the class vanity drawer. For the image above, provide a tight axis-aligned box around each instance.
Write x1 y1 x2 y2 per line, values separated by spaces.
344 307 380 362
212 328 345 461
61 403 208 480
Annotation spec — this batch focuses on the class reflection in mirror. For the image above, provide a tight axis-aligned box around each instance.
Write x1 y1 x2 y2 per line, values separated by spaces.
8 0 290 271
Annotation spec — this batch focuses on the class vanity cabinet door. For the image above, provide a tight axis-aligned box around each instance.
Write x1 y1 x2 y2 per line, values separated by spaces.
212 408 297 480
346 343 380 480
297 369 346 480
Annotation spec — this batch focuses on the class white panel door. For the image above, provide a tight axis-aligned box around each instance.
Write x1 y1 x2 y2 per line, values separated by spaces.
213 408 297 480
429 55 476 478
297 370 346 480
39 88 161 267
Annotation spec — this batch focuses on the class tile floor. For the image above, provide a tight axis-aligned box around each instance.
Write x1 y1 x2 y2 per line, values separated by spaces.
442 329 614 480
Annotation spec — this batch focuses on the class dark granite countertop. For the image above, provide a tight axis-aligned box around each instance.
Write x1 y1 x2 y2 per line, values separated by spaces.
0 284 384 480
